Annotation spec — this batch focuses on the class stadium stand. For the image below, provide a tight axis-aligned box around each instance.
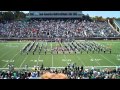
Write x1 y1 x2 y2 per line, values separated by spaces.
0 11 120 79
0 19 119 40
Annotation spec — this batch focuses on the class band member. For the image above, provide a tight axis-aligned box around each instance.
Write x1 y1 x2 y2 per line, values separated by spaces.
110 49 111 54
57 51 58 54
98 50 100 53
75 51 76 54
45 51 46 55
81 51 82 54
51 51 53 54
104 50 106 54
69 51 70 54
87 50 88 54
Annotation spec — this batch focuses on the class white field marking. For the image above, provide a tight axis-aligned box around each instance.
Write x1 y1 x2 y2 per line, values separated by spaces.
92 41 117 65
0 43 28 44
0 43 24 60
3 50 21 68
30 60 33 61
60 42 68 61
39 41 42 51
2 60 14 63
37 55 41 65
111 42 120 61
46 42 48 51
83 66 117 68
51 41 53 67
52 53 53 67
0 46 9 52
114 53 120 61
100 42 120 43
116 54 120 60
0 43 22 59
117 58 120 61
61 42 72 65
37 42 41 65
30 60 43 62
0 48 13 59
88 54 100 66
19 55 28 68
5 45 19 47
99 54 116 66
75 54 85 66
38 60 43 62
62 59 71 62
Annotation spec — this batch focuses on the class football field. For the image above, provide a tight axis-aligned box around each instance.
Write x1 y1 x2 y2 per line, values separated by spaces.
0 40 120 69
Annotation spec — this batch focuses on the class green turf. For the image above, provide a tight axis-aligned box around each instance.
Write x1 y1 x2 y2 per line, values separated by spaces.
0 40 120 68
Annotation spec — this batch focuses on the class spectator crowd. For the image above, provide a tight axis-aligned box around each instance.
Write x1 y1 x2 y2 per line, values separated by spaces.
0 63 120 79
0 19 119 40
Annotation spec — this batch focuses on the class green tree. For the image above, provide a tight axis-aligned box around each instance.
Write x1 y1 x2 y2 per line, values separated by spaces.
2 11 14 21
14 11 26 20
0 12 3 21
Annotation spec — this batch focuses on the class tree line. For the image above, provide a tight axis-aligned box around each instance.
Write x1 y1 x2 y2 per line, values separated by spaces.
0 11 120 23
91 16 120 24
0 11 26 21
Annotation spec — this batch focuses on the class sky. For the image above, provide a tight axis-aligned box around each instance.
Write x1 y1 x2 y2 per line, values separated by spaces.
22 11 120 18
83 11 120 18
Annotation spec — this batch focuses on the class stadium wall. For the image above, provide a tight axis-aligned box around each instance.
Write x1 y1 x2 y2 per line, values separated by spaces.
1 37 120 41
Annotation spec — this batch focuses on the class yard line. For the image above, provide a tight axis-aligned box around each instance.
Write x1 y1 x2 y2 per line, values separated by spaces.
3 50 21 68
100 42 120 43
37 42 41 66
0 43 22 59
99 54 116 66
51 41 53 67
61 42 69 64
0 43 28 44
0 48 14 59
75 54 85 66
88 54 100 66
0 46 8 52
19 55 28 68
52 54 53 67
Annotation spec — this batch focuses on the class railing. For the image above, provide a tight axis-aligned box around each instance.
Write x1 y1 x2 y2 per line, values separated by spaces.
1 37 120 41
114 20 120 29
108 20 120 34
0 66 119 70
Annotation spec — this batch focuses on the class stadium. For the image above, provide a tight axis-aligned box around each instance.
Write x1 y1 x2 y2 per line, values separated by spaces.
0 11 120 79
